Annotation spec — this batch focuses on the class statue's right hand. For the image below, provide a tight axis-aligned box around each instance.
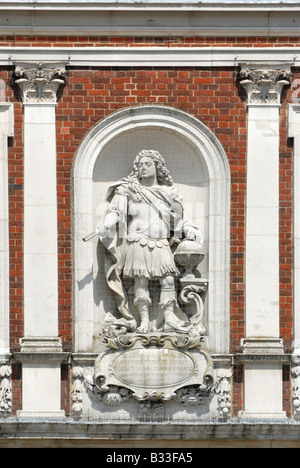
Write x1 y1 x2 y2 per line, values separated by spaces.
96 224 109 238
96 212 119 238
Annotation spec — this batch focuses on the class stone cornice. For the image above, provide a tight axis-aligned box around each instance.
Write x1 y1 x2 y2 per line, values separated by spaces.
1 1 300 11
0 2 300 36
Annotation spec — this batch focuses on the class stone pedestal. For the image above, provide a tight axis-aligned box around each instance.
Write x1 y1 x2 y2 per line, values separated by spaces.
239 363 287 422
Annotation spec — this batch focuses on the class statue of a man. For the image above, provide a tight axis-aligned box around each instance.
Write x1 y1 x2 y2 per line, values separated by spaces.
97 149 202 335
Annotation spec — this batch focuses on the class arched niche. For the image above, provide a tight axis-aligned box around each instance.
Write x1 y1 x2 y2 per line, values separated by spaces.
73 106 230 354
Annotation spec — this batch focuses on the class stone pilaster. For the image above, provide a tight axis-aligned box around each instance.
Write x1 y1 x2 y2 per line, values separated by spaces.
14 62 66 420
0 104 14 417
238 64 291 421
0 103 14 363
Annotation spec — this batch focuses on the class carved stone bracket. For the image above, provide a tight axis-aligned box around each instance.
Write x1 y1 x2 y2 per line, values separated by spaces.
238 64 291 104
13 62 66 103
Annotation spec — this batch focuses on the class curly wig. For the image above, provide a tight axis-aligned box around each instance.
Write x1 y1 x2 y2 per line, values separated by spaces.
131 149 173 186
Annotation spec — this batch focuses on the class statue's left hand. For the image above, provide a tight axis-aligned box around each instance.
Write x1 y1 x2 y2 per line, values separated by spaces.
184 227 202 244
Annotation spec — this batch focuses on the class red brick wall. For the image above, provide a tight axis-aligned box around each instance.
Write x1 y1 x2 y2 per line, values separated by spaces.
4 37 296 416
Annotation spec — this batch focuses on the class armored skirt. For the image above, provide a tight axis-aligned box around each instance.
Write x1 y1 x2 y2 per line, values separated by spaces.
120 232 180 279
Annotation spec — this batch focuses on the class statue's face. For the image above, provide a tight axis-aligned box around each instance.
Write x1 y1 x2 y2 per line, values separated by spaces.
138 156 156 180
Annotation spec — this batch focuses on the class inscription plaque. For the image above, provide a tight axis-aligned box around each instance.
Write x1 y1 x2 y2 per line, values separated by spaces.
113 348 195 388
94 334 214 402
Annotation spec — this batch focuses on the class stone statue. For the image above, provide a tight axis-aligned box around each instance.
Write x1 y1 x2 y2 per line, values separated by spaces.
95 149 203 336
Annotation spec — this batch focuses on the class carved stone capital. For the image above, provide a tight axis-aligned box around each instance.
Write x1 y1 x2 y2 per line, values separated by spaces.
13 62 66 103
238 64 291 104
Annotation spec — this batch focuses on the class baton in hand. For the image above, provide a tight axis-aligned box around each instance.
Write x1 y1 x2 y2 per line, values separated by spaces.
82 231 98 242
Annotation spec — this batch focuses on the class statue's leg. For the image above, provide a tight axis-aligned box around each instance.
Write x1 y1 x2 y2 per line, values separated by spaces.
134 277 151 333
159 275 177 329
160 275 190 332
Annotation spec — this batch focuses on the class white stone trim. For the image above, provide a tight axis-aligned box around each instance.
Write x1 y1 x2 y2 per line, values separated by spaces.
23 102 59 339
17 98 65 418
2 1 300 9
0 104 14 137
0 47 298 68
237 68 288 421
288 104 300 360
73 105 231 354
20 336 63 354
238 64 291 345
12 63 65 344
0 103 14 360
244 103 282 339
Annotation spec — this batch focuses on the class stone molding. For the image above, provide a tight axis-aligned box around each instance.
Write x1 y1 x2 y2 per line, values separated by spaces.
19 336 63 354
0 103 14 361
288 105 300 365
288 104 300 138
241 337 284 355
0 104 14 137
238 64 291 104
0 47 297 68
13 63 66 103
288 105 300 420
2 420 300 446
1 2 300 37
